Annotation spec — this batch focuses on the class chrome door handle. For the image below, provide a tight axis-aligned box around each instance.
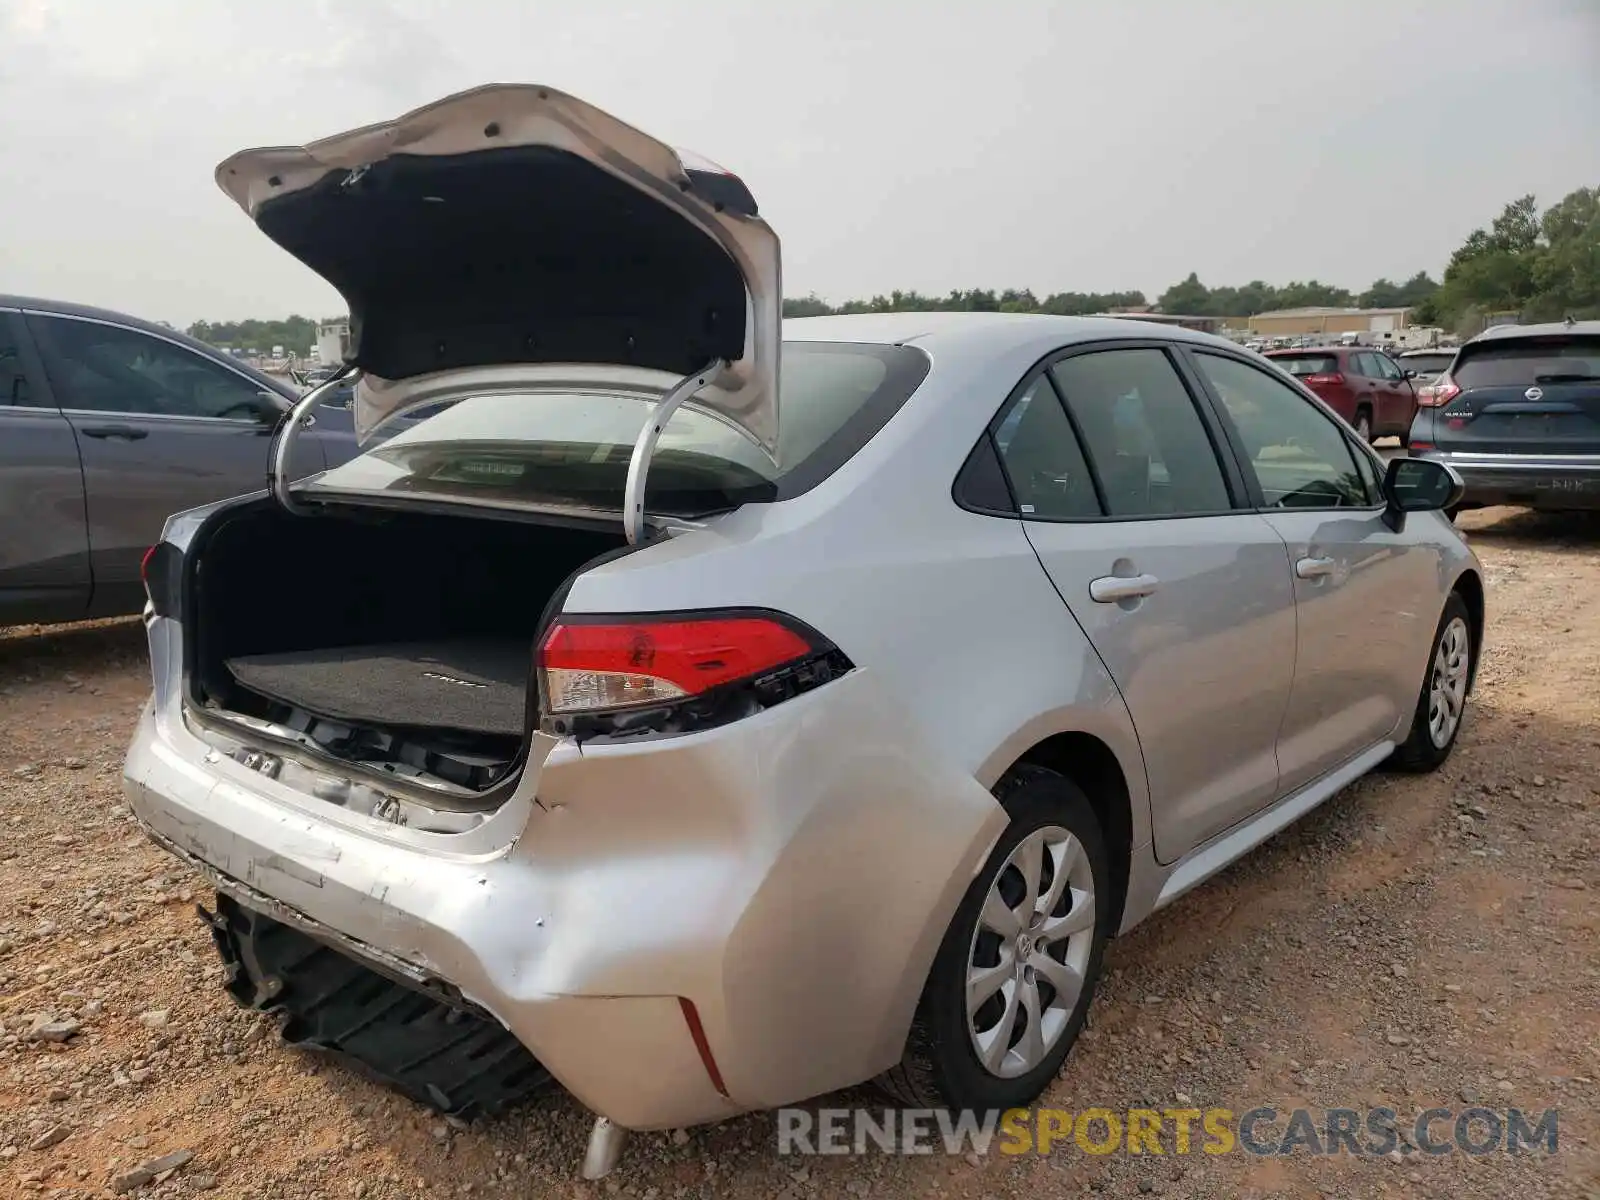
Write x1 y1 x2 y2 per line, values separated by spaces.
1295 555 1336 579
1089 573 1160 603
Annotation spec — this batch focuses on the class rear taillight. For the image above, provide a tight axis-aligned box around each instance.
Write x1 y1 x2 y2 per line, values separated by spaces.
1417 376 1460 407
141 542 183 620
538 610 850 737
1305 373 1345 386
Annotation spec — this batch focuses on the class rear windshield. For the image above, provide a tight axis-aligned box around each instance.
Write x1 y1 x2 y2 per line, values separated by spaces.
1399 353 1454 375
307 342 929 516
1454 336 1600 388
1268 354 1338 376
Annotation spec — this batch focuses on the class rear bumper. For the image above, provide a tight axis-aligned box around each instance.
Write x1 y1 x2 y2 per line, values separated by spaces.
1416 450 1600 510
123 648 1006 1130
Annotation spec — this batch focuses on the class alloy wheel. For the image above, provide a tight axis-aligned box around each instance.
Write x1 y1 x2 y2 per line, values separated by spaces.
1428 615 1471 748
965 825 1097 1079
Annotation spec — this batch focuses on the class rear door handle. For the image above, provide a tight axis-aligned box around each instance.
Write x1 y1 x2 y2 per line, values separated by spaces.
1089 573 1160 603
79 425 148 440
1296 555 1336 579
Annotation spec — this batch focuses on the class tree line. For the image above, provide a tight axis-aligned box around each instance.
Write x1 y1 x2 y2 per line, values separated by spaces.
185 186 1597 350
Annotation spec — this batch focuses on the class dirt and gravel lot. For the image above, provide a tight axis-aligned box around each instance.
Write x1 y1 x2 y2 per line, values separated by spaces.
0 506 1596 1199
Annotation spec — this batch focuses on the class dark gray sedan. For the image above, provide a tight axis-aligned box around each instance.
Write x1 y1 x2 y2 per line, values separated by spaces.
0 296 367 625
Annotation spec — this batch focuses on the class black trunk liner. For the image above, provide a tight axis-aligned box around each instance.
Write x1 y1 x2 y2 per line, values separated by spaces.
226 638 529 736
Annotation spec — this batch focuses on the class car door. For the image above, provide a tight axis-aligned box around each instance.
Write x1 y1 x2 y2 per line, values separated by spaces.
1371 352 1414 434
24 312 325 611
989 343 1298 864
0 311 92 623
1185 349 1440 793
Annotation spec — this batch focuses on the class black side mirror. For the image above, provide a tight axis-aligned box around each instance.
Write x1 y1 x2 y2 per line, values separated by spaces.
1403 368 1418 379
1381 457 1464 531
252 391 290 423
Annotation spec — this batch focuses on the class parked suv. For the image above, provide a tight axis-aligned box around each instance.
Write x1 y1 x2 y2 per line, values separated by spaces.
1264 345 1420 444
124 85 1484 1180
1409 320 1600 512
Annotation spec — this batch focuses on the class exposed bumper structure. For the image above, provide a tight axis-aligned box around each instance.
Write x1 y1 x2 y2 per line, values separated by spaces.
1419 450 1600 510
123 619 1006 1132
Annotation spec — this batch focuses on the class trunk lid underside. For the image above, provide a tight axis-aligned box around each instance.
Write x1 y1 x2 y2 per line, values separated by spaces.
216 84 782 454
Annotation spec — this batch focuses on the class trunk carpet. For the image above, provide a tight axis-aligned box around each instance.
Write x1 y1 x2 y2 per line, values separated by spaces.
225 638 529 736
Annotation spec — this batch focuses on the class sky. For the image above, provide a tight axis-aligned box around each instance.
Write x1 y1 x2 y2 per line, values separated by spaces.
1 0 1596 327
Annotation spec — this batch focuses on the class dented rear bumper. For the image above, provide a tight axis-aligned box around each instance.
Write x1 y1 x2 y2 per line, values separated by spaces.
123 626 1006 1130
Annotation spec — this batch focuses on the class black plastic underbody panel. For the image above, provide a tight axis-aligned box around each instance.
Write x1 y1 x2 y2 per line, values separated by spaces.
201 893 552 1118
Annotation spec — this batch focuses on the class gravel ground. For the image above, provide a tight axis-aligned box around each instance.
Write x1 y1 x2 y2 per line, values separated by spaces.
0 506 1596 1199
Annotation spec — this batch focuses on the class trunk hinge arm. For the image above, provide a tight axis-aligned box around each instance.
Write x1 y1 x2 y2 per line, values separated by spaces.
268 365 362 515
622 359 725 545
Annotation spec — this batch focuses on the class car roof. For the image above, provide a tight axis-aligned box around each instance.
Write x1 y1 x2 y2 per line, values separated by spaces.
1467 320 1600 345
0 293 296 396
1397 348 1453 356
783 311 1236 359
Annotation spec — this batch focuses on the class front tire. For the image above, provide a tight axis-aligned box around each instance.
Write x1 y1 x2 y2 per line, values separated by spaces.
1389 591 1473 772
878 767 1110 1110
1354 408 1374 443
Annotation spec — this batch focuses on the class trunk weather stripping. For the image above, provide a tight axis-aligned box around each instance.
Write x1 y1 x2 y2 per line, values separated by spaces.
269 364 361 514
623 359 726 544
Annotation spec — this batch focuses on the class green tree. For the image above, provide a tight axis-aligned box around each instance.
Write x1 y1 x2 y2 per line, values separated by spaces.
1429 188 1599 325
1158 272 1212 315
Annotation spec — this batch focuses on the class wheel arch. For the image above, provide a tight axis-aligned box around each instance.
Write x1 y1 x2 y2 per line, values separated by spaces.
1451 567 1486 693
997 731 1135 937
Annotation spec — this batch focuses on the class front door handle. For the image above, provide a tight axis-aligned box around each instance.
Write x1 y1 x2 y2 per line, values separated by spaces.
1295 555 1336 579
79 425 148 440
1089 573 1160 603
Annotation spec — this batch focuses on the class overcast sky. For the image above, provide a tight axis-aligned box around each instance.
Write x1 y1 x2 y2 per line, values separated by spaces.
2 0 1596 326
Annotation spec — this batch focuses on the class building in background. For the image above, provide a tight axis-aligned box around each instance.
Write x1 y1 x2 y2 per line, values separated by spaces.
317 319 351 367
1246 306 1412 338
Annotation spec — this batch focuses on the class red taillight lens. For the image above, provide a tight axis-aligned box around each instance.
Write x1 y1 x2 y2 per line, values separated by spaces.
141 542 182 619
1417 377 1460 407
539 614 821 715
1304 373 1345 386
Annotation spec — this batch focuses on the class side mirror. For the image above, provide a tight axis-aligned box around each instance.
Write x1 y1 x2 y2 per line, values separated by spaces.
1381 457 1464 531
253 391 291 423
1403 368 1418 379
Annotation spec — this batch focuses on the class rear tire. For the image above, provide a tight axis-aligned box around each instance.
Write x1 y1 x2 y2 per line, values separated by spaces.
877 766 1110 1110
1388 591 1473 772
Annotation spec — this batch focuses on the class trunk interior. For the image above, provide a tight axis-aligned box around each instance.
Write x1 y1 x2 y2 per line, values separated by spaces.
187 499 627 798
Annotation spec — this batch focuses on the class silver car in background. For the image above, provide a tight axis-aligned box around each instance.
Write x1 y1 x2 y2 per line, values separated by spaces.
123 85 1485 1177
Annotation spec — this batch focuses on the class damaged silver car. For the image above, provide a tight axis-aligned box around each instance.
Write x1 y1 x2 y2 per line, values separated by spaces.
124 85 1484 1178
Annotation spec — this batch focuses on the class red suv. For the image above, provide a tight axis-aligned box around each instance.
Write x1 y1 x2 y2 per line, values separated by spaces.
1264 346 1420 445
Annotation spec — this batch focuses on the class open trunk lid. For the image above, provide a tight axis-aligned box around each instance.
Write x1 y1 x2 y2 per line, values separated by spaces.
1432 329 1600 454
215 84 781 456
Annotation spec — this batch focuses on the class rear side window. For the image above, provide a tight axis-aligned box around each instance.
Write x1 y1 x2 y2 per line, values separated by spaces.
0 315 38 408
990 376 1100 519
1453 336 1600 388
1050 349 1233 517
1271 354 1339 377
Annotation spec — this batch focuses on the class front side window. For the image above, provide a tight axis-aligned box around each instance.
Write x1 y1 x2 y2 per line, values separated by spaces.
1192 352 1371 509
27 315 269 419
1049 348 1232 517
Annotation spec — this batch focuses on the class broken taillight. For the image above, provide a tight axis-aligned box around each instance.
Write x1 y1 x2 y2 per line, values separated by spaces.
141 542 183 620
537 610 849 736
